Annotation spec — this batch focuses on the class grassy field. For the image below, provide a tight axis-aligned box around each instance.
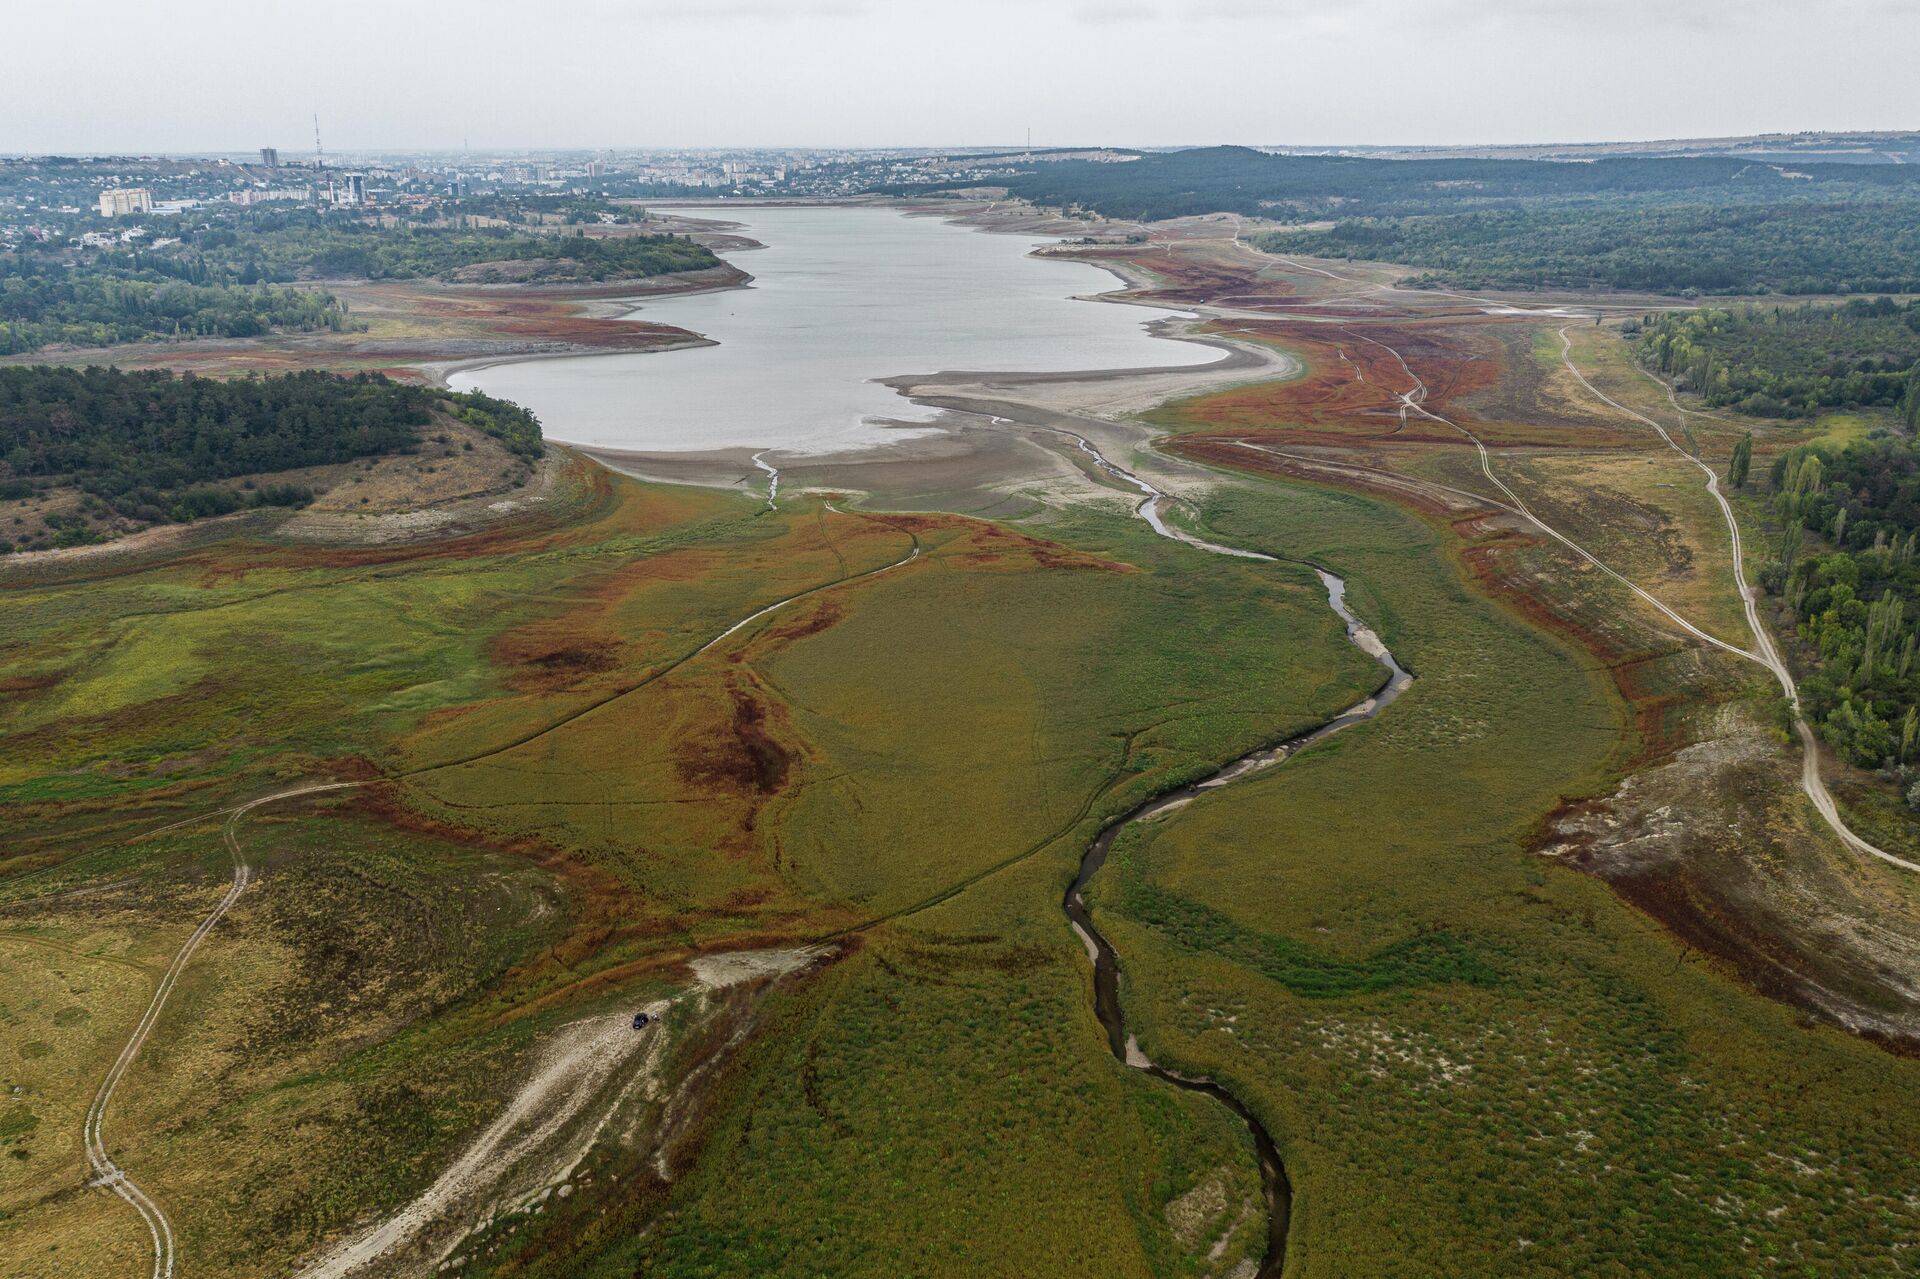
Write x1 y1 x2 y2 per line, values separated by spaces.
1079 469 1920 1277
475 861 1275 1279
398 498 1387 1278
1 458 1385 1276
1104 247 1920 1270
13 219 1920 1278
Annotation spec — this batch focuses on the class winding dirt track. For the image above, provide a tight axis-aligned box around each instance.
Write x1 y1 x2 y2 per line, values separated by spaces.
1342 328 1754 660
87 527 922 1279
84 783 356 1279
1237 244 1919 875
1552 327 1920 874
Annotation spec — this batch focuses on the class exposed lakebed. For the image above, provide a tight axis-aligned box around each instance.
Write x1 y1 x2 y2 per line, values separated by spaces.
460 205 1414 1275
448 206 1218 455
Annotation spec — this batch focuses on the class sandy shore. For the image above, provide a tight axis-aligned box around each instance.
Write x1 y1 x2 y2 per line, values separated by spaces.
456 200 1312 518
578 410 1082 520
418 333 718 391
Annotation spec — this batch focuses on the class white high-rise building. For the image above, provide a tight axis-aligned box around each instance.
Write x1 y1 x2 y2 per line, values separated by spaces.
97 188 154 218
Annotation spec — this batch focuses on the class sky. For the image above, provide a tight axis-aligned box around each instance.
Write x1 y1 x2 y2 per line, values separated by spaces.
7 0 1916 153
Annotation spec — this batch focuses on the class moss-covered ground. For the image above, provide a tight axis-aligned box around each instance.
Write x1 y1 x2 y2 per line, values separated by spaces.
1 456 1374 1277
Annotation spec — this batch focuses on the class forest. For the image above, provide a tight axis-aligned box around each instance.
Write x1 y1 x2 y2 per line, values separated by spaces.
971 146 1918 219
157 215 720 283
0 258 345 354
919 145 1920 295
1634 299 1920 418
0 365 541 523
0 217 718 352
1762 438 1920 771
1256 202 1920 295
968 145 1920 218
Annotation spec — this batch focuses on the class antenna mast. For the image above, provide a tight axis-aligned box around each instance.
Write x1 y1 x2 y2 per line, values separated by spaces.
313 113 325 170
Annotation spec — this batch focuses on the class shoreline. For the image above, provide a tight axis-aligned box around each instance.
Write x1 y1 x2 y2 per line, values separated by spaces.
422 333 719 391
479 200 1300 504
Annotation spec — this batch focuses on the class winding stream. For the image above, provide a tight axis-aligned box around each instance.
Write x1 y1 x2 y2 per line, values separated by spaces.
1060 448 1412 1276
750 450 780 510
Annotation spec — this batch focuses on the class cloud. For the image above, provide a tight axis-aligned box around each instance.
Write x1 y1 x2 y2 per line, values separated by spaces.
1074 0 1315 20
8 0 1920 151
1073 1 1155 21
548 0 869 19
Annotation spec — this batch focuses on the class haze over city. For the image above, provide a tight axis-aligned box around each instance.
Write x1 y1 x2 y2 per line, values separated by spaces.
8 0 1918 152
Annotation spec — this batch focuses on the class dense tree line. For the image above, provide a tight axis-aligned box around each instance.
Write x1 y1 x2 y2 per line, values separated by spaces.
0 365 541 524
1760 440 1920 768
0 257 344 354
441 387 543 459
161 214 719 283
0 213 719 352
927 145 1920 223
1634 299 1920 417
904 145 1920 296
1256 202 1920 296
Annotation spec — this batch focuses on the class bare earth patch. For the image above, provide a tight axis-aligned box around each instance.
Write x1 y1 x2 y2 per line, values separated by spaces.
1541 707 1920 1048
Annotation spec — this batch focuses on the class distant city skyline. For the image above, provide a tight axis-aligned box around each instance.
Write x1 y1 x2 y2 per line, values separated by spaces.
7 0 1915 154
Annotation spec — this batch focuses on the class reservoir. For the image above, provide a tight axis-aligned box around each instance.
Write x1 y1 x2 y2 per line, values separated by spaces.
447 206 1217 455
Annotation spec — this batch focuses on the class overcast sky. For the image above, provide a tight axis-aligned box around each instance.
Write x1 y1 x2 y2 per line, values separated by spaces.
7 0 1915 153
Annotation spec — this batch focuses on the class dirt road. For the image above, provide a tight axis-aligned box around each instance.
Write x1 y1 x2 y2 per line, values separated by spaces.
1195 241 1919 875
1554 327 1920 874
85 783 356 1279
293 1011 670 1279
294 947 825 1279
91 535 900 1279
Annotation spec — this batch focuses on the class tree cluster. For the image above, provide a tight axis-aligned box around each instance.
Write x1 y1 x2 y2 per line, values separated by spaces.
954 146 1920 223
1760 440 1920 767
159 214 719 284
0 256 344 354
1258 202 1920 297
913 145 1920 296
0 211 720 353
1636 299 1920 417
0 365 541 526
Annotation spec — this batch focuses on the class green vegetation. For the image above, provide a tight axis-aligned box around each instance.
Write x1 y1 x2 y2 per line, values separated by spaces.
1634 298 1920 417
1757 440 1920 767
970 146 1920 222
440 386 543 459
0 207 719 353
1728 431 1752 487
12 195 1920 1277
0 257 345 353
435 501 1380 1279
1112 870 1497 996
1080 471 1920 1276
926 146 1920 295
1626 296 1920 768
515 880 1272 1279
0 364 541 527
0 469 1382 1277
1259 202 1920 295
163 217 719 283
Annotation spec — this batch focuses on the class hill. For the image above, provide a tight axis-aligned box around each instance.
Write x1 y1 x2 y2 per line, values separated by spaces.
0 365 542 551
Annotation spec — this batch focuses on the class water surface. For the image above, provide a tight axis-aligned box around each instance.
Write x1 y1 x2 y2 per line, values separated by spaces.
449 206 1215 455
